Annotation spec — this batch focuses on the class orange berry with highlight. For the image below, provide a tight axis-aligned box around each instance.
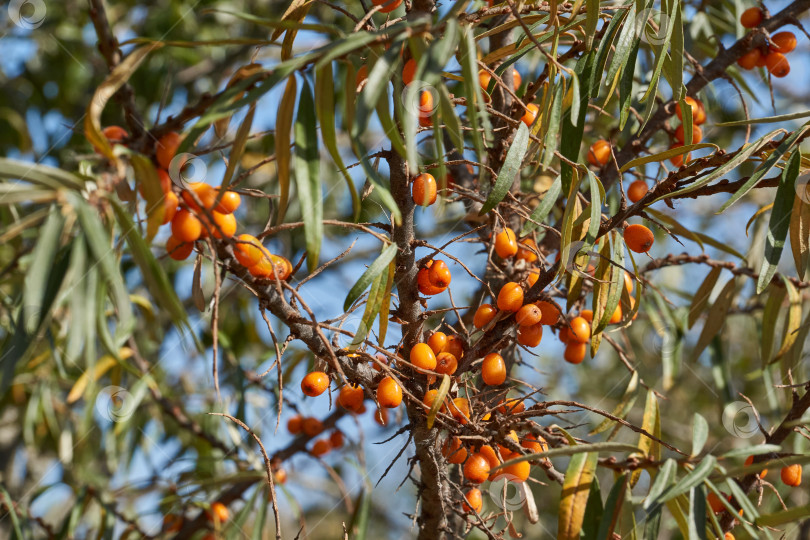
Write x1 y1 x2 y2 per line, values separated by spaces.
564 342 587 364
765 52 790 77
301 371 330 397
627 180 648 203
410 343 437 371
412 173 437 206
233 234 264 267
724 533 735 540
770 31 797 53
435 352 458 375
207 502 229 524
479 445 500 470
569 317 590 343
587 140 611 167
209 211 236 239
450 397 470 424
338 384 365 411
737 48 762 70
418 91 434 127
494 227 518 258
155 131 182 170
516 303 542 326
162 191 179 225
427 331 448 355
675 124 703 145
463 488 483 513
609 305 622 324
215 191 241 214
497 282 524 312
463 453 491 484
517 322 543 347
517 237 538 262
781 464 802 487
624 224 655 253
171 209 202 243
274 468 287 484
521 104 538 127
376 377 402 408
481 353 506 385
428 260 452 288
676 97 700 123
624 271 635 294
417 263 446 296
740 6 763 28
473 304 498 329
493 460 530 483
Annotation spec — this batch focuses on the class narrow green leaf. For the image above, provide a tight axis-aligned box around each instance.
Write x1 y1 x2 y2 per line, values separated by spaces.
294 79 323 273
687 484 708 540
479 123 529 215
620 143 715 173
23 210 65 333
643 458 677 509
348 271 385 350
789 185 810 278
760 284 786 365
597 474 628 540
275 75 297 225
344 243 397 312
691 413 708 456
605 4 638 91
631 390 660 487
619 41 640 130
756 150 801 293
716 109 810 126
561 50 596 193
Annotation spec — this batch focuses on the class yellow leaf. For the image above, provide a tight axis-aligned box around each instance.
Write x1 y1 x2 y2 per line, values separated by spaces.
557 451 598 540
66 348 133 404
275 76 297 225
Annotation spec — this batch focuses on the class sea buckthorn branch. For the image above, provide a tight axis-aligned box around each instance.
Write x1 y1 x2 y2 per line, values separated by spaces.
599 0 810 192
719 384 810 532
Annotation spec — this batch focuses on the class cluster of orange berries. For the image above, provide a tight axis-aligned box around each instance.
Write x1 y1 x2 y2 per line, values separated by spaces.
287 409 357 459
737 7 796 77
161 500 230 537
442 428 548 513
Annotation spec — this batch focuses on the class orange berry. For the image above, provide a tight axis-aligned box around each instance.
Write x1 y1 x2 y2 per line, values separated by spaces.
311 438 331 457
208 211 236 239
443 436 467 464
274 468 287 484
478 69 492 91
463 488 483 513
498 398 525 414
338 384 365 411
162 514 183 533
450 397 470 424
494 227 518 258
724 533 735 540
233 234 264 267
497 282 524 312
608 304 622 324
668 143 691 167
564 342 587 364
376 376 402 408
526 267 540 288
512 69 522 89
740 6 763 28
435 352 458 375
207 502 229 524
372 354 388 372
559 326 571 344
171 209 202 243
492 460 531 482
675 97 700 123
463 453 491 484
569 316 590 343
770 31 797 53
675 124 703 145
301 371 330 397
427 331 448 355
694 99 707 125
517 322 543 347
479 445 501 470
445 335 465 359
521 104 538 127
428 260 452 288
781 464 802 487
481 353 506 385
765 51 790 77
516 303 542 326
587 140 611 167
473 304 498 329
522 434 548 454
215 191 241 214
287 415 303 435
302 417 324 437
374 407 389 426
155 131 182 170
372 0 402 13
536 300 560 325
402 58 416 86
181 182 217 211
624 223 655 253
744 455 768 478
707 492 727 514
355 65 368 89
417 263 446 296
329 430 344 448
410 343 438 371
737 48 762 70
162 191 179 225
102 125 128 144
418 91 434 127
624 271 635 294
423 389 441 410
166 235 193 261
627 180 648 203
412 173 437 206
517 237 538 262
